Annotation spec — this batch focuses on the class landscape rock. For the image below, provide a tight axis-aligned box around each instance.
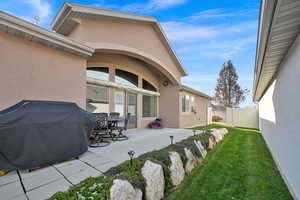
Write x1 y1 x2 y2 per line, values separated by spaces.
208 137 215 150
184 148 200 173
220 128 228 136
169 152 185 185
211 129 222 142
194 140 207 159
141 160 165 200
110 179 142 200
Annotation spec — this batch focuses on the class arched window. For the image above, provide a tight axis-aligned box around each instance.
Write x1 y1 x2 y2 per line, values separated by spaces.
86 67 109 81
115 69 138 88
142 79 157 92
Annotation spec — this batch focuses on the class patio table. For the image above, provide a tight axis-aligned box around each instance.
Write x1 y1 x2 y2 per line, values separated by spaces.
106 116 129 141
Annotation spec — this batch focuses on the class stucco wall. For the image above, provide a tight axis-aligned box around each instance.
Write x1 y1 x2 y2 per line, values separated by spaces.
179 91 210 128
0 32 87 110
88 53 160 90
159 84 180 128
68 18 182 83
258 36 300 199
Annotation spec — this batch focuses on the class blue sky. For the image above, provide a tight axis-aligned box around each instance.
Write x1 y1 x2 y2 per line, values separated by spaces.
1 0 260 107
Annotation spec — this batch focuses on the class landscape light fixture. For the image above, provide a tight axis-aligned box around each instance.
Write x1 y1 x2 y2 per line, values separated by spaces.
193 130 196 136
128 150 135 165
170 135 174 145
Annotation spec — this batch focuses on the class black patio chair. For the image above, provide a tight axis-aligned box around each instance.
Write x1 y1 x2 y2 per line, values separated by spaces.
89 113 111 148
111 113 130 141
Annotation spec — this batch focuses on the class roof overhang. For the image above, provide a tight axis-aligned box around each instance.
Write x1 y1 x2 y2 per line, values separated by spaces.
180 85 212 100
0 11 94 58
253 0 300 101
51 2 187 76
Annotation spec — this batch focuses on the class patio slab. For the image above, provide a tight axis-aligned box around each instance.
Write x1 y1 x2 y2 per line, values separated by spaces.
0 128 193 200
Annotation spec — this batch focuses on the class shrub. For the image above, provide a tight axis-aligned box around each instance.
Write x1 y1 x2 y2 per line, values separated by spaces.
212 115 223 122
51 177 108 200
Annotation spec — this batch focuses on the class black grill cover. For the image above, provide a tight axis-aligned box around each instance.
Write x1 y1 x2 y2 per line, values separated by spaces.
0 100 97 170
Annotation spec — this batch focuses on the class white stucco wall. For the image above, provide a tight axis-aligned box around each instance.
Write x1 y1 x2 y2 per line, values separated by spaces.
258 35 300 199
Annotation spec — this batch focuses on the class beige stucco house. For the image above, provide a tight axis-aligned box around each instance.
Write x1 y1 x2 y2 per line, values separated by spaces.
254 0 300 199
0 2 211 129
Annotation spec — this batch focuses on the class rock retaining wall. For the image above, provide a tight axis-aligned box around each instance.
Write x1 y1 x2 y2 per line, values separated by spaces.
110 128 229 200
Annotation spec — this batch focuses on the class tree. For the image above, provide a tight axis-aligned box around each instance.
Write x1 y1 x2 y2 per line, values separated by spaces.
215 60 248 107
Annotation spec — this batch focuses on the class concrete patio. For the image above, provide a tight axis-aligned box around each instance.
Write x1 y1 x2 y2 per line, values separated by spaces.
0 128 193 200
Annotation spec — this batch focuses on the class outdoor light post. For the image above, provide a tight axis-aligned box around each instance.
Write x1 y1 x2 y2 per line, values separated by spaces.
128 150 135 166
170 135 174 145
193 130 196 137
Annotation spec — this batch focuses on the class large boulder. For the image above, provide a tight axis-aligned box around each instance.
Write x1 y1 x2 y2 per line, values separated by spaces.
110 179 142 200
208 137 215 150
220 128 228 136
194 140 207 159
184 148 200 173
211 129 222 142
141 160 165 200
169 152 185 186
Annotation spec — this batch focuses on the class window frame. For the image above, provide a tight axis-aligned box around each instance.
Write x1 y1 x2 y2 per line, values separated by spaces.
142 95 157 118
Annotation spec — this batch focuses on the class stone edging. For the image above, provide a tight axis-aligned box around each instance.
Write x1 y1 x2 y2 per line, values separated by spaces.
110 128 229 200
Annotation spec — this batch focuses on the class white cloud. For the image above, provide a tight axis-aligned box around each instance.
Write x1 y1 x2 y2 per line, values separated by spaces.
188 8 258 20
93 0 187 13
193 36 257 59
161 21 219 42
161 20 257 44
26 0 50 19
92 0 120 10
122 0 187 13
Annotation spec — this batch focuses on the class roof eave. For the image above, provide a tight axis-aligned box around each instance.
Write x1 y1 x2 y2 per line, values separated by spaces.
0 11 94 58
180 85 212 100
253 0 300 102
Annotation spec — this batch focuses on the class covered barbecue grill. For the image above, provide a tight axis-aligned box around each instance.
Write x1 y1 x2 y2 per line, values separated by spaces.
0 100 96 170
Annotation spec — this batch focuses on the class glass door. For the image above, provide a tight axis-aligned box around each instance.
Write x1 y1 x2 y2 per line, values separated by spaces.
115 90 125 117
127 92 137 129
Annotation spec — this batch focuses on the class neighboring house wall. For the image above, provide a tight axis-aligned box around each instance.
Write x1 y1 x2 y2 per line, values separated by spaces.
179 91 210 128
0 32 87 110
67 18 182 83
226 107 259 129
258 36 300 199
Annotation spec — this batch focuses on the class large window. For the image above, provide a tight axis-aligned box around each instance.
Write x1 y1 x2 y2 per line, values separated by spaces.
143 95 157 117
86 67 109 81
182 94 194 113
86 85 109 113
115 69 138 88
143 79 157 92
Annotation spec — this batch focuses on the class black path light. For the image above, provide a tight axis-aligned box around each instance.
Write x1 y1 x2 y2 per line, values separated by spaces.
193 130 196 137
169 135 174 145
128 150 135 166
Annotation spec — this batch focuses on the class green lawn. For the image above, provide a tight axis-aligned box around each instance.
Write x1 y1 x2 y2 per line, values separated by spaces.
164 124 293 200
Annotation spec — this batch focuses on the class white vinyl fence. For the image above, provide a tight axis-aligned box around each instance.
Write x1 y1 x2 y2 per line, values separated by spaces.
207 107 212 125
226 107 259 129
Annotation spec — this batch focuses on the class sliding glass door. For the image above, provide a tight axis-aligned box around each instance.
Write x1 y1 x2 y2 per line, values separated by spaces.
127 92 137 129
114 91 137 129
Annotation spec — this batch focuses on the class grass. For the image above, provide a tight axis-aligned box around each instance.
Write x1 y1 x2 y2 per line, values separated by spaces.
164 124 293 200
